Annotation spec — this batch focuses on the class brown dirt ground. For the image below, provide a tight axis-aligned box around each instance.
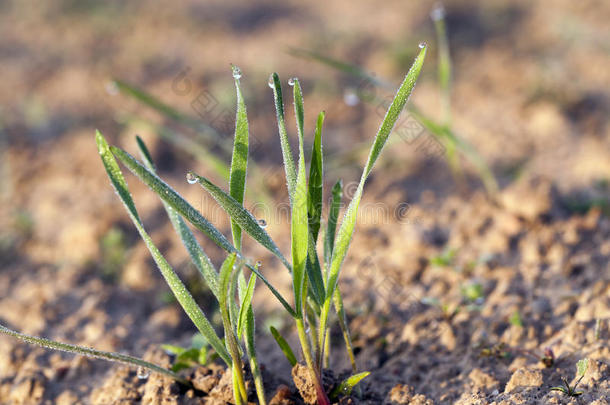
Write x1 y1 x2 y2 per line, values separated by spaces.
1 0 609 404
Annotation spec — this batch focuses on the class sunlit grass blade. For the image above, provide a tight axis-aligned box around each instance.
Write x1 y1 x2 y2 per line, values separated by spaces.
306 233 325 306
333 289 357 373
410 109 498 194
329 371 370 399
431 3 452 126
0 324 190 385
308 111 325 242
229 65 249 249
270 73 297 200
244 307 266 405
237 272 256 339
324 180 342 269
320 44 427 344
269 326 297 367
290 78 310 318
135 136 220 300
287 47 393 90
110 145 235 253
110 142 293 314
188 171 291 271
127 117 230 180
219 253 248 404
96 131 231 365
113 79 231 154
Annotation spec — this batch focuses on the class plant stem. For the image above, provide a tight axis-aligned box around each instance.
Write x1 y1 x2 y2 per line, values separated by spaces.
296 318 330 405
0 323 190 386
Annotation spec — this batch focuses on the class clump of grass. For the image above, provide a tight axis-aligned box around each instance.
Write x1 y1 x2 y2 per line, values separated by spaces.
0 45 427 404
551 358 589 397
289 2 498 195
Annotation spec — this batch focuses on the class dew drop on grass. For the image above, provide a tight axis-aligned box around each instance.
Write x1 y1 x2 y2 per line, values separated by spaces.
186 172 197 184
268 74 275 88
288 77 296 86
232 65 242 80
419 41 427 49
343 90 359 106
257 219 267 228
136 367 149 380
255 260 262 267
430 3 446 21
105 81 119 96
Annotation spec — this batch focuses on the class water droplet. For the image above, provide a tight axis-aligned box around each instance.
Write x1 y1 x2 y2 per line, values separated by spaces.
232 65 242 79
288 77 296 86
137 367 149 380
343 90 359 107
257 219 267 228
268 74 275 88
105 81 119 96
186 172 197 184
419 41 427 49
255 260 262 267
305 326 310 334
430 3 445 21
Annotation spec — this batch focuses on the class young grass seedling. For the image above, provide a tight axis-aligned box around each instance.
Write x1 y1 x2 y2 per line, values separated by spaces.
288 2 498 195
551 358 589 397
1 44 427 404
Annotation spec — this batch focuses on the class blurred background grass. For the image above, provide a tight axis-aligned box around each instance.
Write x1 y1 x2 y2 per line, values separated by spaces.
1 0 609 269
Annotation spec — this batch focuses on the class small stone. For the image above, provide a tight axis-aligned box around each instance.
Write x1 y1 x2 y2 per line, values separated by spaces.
504 368 543 393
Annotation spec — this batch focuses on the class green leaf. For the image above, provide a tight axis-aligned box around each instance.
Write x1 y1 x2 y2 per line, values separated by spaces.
237 272 256 339
290 78 310 318
113 143 292 315
110 144 236 254
161 344 186 356
287 47 393 90
308 111 325 241
330 371 371 399
325 45 427 300
229 65 249 250
0 323 189 385
113 80 230 154
96 130 230 365
324 180 342 269
269 326 297 367
269 73 297 201
135 136 220 300
188 171 291 271
576 358 589 378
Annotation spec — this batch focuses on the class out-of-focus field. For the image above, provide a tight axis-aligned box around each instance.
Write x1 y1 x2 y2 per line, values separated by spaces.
0 1 609 403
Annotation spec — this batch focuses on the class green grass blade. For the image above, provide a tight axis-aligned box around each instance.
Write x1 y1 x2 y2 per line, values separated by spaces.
107 137 293 316
135 136 220 300
237 272 256 339
188 171 291 271
287 47 393 90
96 131 230 365
431 3 452 126
244 307 266 405
333 288 357 373
229 65 249 250
290 78 310 318
305 233 325 306
110 145 236 253
113 80 230 154
324 180 342 269
308 111 325 241
0 324 190 385
321 45 427 338
270 73 297 201
269 326 297 367
330 371 370 399
127 117 230 180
